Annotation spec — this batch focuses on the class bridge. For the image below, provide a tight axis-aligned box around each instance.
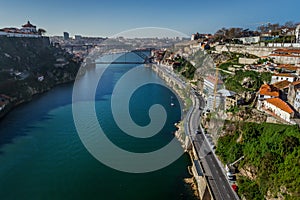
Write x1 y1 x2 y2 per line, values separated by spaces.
93 49 153 65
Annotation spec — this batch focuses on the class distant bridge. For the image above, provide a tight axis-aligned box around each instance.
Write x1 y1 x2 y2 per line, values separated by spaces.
93 49 153 65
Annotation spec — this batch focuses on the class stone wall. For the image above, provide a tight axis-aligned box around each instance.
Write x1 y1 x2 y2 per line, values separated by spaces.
215 44 277 57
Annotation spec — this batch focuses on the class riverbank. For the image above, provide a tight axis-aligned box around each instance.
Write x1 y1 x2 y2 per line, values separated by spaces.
0 77 78 120
151 64 200 199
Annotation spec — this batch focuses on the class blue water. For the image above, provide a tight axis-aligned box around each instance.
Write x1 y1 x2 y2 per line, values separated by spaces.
0 53 196 200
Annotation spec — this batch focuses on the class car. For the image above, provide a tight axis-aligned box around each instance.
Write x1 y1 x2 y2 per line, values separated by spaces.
227 172 236 181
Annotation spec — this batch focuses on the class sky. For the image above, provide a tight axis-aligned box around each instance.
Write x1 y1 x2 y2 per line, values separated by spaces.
0 0 299 37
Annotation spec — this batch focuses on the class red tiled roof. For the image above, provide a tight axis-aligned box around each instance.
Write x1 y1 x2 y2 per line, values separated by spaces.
291 81 300 86
273 48 300 54
273 73 297 78
259 84 279 97
272 80 291 90
22 21 36 28
205 75 223 84
265 98 294 114
275 64 300 71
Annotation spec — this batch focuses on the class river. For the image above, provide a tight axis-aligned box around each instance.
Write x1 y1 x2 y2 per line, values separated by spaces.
0 52 197 200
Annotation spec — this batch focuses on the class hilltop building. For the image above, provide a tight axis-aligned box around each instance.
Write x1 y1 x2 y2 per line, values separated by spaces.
0 21 41 38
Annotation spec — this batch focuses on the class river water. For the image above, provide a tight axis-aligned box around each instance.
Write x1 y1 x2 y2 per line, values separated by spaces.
0 53 196 200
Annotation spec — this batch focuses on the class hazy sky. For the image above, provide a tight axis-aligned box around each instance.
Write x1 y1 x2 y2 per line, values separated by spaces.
0 0 299 37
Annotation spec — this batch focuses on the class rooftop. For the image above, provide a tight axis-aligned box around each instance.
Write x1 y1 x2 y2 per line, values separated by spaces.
272 73 297 78
275 64 300 71
259 84 279 97
272 80 291 90
205 75 223 85
273 48 300 54
22 21 36 28
265 98 294 114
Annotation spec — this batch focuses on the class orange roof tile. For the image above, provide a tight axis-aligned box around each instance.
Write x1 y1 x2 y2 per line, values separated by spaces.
273 49 300 54
275 64 300 71
272 80 291 90
273 73 297 78
259 84 279 97
265 98 294 114
291 81 300 86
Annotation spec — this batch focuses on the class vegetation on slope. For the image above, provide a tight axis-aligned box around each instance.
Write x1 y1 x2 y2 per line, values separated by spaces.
216 122 300 199
225 70 271 93
0 37 80 100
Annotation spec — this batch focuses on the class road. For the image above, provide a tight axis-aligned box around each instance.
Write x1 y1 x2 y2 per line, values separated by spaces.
188 90 239 200
156 64 239 200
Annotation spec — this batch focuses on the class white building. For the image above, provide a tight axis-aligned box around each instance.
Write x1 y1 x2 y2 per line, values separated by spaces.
296 24 300 43
269 49 300 65
293 89 300 112
20 21 37 33
206 89 236 111
203 75 224 95
271 74 297 84
0 21 41 38
263 98 294 123
236 36 260 44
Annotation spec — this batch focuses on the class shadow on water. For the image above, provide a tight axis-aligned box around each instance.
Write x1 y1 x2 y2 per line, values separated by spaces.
0 83 74 154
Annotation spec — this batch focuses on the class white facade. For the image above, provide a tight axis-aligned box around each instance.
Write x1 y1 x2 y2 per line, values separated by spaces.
271 75 297 84
293 90 300 112
203 76 223 95
270 55 300 65
296 24 300 43
0 21 41 38
263 99 294 123
236 36 260 44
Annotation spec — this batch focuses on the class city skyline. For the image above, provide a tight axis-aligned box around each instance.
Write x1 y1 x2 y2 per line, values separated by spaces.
0 0 299 37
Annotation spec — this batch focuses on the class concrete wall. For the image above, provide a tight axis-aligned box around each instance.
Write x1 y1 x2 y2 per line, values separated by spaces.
215 44 277 57
239 57 259 65
270 55 300 65
267 43 300 48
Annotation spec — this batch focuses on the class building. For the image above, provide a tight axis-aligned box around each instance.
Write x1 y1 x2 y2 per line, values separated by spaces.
258 84 280 100
75 35 82 40
293 89 300 112
257 84 280 111
0 21 41 38
20 21 37 33
63 32 70 40
262 98 294 123
296 24 300 43
269 49 300 64
287 81 300 106
218 89 237 110
203 75 224 95
206 89 236 111
272 80 291 100
236 36 260 44
270 73 297 84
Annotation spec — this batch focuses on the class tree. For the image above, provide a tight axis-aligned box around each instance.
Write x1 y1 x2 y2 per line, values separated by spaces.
38 28 47 36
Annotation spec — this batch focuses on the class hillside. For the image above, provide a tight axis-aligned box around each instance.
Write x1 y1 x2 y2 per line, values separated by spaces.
0 36 81 118
216 122 300 199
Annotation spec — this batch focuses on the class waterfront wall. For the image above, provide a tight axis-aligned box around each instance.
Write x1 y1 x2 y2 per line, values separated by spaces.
151 64 213 200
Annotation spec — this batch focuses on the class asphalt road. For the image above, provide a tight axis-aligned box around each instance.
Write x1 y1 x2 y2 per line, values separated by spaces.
189 92 239 200
157 64 239 200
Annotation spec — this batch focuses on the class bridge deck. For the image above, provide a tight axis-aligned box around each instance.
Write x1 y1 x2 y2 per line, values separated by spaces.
93 61 148 65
